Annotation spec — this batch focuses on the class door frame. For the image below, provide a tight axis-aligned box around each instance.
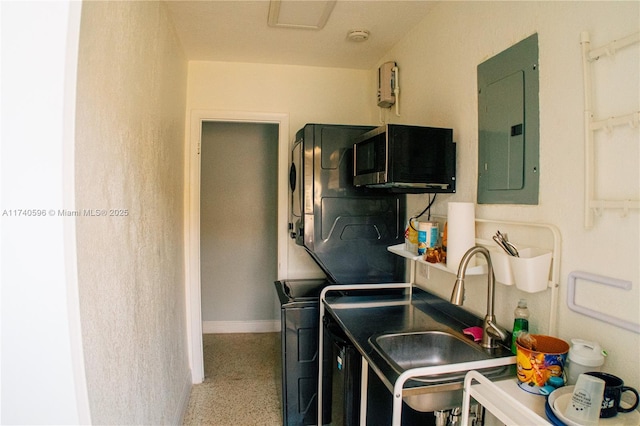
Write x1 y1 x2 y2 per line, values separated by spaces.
185 110 290 383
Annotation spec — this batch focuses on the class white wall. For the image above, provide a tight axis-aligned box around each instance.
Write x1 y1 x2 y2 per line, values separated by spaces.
187 62 375 281
1 1 89 423
74 1 190 423
378 2 639 390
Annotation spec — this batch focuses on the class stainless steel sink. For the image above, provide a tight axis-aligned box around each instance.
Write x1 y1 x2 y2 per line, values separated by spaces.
373 331 491 374
370 331 511 411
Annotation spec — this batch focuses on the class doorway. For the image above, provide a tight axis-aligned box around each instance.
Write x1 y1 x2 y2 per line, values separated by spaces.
199 121 278 329
186 111 290 383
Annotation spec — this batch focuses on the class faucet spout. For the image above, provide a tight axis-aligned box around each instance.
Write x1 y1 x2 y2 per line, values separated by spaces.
450 246 507 349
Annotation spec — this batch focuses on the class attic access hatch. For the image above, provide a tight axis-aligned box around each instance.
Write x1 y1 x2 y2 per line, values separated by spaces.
477 33 540 205
267 0 336 30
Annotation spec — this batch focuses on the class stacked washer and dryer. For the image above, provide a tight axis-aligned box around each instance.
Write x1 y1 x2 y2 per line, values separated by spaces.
275 123 405 425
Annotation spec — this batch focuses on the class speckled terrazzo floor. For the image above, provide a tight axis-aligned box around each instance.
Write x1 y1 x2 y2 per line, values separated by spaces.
182 333 283 426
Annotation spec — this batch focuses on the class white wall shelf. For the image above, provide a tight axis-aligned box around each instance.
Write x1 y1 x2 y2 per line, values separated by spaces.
388 243 488 276
580 30 640 228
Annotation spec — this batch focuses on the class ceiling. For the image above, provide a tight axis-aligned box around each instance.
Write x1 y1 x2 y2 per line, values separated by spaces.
164 0 437 70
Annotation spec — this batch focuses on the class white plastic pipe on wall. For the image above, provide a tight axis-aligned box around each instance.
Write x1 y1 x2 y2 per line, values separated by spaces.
580 31 595 228
392 66 400 117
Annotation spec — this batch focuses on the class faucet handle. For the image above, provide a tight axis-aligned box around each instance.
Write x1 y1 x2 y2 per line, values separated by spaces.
485 319 509 342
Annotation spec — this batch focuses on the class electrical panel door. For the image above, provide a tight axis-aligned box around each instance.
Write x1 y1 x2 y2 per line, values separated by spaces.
477 33 539 205
481 70 525 191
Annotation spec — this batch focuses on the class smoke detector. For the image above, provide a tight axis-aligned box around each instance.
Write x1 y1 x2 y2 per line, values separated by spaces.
347 29 370 42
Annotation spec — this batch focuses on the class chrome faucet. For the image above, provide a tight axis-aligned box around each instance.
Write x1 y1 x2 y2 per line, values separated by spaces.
450 246 509 349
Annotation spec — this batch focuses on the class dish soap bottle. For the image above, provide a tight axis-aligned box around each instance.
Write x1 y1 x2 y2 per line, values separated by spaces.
511 299 529 354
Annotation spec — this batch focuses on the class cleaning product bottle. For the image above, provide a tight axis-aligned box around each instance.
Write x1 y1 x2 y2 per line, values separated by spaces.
511 299 529 354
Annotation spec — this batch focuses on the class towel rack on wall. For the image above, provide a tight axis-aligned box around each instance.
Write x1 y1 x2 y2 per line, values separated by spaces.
580 31 640 228
567 270 640 334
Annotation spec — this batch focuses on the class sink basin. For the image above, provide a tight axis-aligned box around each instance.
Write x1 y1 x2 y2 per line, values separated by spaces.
373 331 491 374
370 331 512 411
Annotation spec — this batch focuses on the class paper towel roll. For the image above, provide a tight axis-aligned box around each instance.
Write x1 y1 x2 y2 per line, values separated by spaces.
446 202 476 271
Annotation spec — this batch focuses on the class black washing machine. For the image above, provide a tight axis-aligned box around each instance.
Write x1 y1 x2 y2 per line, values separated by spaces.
275 279 332 425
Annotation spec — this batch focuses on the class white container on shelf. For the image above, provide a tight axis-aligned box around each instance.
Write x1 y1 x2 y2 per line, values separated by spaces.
489 247 515 285
566 339 606 385
509 248 552 293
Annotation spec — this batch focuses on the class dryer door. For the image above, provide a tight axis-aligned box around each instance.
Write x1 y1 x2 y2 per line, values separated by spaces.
290 139 303 244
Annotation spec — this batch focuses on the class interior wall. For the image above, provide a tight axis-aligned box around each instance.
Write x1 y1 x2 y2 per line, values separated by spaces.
74 1 190 424
200 122 279 324
375 1 639 390
1 1 90 423
187 61 374 279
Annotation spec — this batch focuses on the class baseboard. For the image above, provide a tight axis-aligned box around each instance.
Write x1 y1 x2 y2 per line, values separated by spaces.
202 320 281 334
174 368 192 425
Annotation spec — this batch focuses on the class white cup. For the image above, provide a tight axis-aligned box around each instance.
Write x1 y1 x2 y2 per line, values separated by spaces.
564 373 605 426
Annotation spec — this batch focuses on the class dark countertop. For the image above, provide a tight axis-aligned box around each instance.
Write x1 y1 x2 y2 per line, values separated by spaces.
323 285 516 396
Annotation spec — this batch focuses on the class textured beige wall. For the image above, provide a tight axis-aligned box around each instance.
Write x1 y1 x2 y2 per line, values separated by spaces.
381 2 640 391
75 1 189 423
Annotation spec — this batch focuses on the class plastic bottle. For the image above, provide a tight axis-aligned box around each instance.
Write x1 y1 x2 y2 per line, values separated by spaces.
441 222 448 263
566 339 607 385
417 222 429 255
405 220 418 254
427 222 439 248
442 222 448 250
511 299 529 354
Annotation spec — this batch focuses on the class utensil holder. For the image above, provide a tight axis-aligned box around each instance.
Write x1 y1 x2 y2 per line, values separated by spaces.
489 248 515 285
509 248 552 293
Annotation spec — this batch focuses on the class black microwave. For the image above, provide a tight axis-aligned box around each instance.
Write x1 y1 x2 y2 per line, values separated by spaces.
352 124 456 193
